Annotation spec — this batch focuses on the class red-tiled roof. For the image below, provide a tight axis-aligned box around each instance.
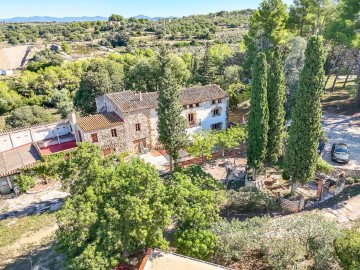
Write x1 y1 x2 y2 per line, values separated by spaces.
77 112 124 132
105 85 227 113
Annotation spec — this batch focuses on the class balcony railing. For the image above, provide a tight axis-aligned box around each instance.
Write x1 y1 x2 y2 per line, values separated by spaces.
187 119 201 128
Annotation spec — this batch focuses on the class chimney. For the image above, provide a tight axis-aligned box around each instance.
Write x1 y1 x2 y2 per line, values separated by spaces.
68 112 77 125
139 91 143 101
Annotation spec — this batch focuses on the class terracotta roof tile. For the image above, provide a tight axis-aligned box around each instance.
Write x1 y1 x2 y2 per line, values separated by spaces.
77 112 123 132
105 85 227 113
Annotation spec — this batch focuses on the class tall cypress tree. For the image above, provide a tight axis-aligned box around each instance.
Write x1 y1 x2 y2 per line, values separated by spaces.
285 36 325 194
267 47 286 163
157 49 188 172
247 52 269 178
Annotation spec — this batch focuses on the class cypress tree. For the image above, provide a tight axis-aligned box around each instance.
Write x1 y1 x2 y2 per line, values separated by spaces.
157 49 188 172
247 52 269 178
285 36 325 194
267 47 286 163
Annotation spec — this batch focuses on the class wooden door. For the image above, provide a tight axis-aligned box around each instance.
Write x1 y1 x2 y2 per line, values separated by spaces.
133 138 146 154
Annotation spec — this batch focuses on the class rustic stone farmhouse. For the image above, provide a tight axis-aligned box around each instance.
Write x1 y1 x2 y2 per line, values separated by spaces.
0 84 228 194
70 85 229 155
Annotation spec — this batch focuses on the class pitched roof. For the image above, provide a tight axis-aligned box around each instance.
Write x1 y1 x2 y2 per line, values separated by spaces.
77 112 123 132
105 85 227 113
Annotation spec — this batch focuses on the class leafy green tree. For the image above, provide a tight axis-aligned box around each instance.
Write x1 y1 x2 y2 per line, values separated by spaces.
0 82 23 113
5 105 56 128
108 14 124 22
57 144 173 270
324 0 360 106
266 48 286 163
222 65 243 89
226 83 249 108
157 49 188 172
287 0 334 36
335 229 360 270
74 59 124 114
187 130 215 162
26 49 64 72
247 53 269 178
244 0 289 69
197 44 217 85
284 37 307 115
215 125 247 158
285 36 325 194
209 44 234 68
166 166 224 260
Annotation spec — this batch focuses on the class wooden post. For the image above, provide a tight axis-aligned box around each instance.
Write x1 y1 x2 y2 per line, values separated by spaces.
317 178 324 201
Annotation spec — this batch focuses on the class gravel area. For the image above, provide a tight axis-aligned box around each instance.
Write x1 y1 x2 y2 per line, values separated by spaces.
321 112 360 170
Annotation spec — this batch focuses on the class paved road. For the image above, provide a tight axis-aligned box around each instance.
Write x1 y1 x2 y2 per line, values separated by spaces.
321 112 360 170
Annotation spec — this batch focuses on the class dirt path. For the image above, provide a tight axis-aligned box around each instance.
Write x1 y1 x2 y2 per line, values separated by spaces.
322 112 360 170
0 224 58 267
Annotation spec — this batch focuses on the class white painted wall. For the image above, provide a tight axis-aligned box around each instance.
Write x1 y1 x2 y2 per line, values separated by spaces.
32 123 71 141
0 122 72 153
181 98 228 135
0 134 13 152
149 98 229 144
10 130 33 148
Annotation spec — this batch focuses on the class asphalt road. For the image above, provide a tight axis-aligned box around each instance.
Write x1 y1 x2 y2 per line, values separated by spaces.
321 112 360 170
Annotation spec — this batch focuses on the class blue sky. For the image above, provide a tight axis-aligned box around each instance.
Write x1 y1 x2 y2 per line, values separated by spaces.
0 0 294 19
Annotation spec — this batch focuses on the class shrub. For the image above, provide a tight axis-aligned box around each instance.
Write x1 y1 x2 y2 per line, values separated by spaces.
14 174 36 192
316 157 334 175
335 229 360 270
214 213 340 269
345 177 355 185
225 187 279 213
175 228 217 260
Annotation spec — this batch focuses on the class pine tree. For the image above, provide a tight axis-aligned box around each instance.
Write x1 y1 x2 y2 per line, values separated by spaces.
198 44 217 85
266 47 286 163
247 52 269 178
157 49 188 172
285 36 325 194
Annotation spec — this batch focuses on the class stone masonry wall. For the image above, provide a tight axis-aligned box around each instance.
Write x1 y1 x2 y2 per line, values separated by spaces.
83 124 128 153
123 109 152 151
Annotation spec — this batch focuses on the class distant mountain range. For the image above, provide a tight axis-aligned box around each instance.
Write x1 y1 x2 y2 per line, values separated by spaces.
0 15 175 23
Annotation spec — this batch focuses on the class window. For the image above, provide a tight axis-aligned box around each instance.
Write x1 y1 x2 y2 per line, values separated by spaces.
212 108 221 117
111 128 117 137
188 113 195 125
218 99 222 103
196 103 200 107
183 105 187 110
212 100 216 104
189 104 193 108
135 123 141 131
211 122 223 131
91 133 98 142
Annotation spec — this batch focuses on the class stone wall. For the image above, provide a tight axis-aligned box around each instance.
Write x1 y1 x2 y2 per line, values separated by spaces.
83 124 129 153
280 196 305 214
123 110 152 152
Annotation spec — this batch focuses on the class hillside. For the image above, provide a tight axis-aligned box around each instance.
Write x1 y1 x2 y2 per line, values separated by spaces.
0 10 253 47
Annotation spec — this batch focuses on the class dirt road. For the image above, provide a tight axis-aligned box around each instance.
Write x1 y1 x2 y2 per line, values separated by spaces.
321 112 360 170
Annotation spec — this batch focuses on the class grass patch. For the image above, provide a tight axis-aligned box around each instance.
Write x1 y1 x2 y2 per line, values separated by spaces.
0 212 57 249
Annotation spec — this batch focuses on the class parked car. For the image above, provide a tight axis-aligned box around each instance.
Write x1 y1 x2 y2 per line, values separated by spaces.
331 143 350 164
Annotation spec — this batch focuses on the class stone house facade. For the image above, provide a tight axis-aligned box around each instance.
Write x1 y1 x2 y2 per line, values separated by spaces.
70 85 229 155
